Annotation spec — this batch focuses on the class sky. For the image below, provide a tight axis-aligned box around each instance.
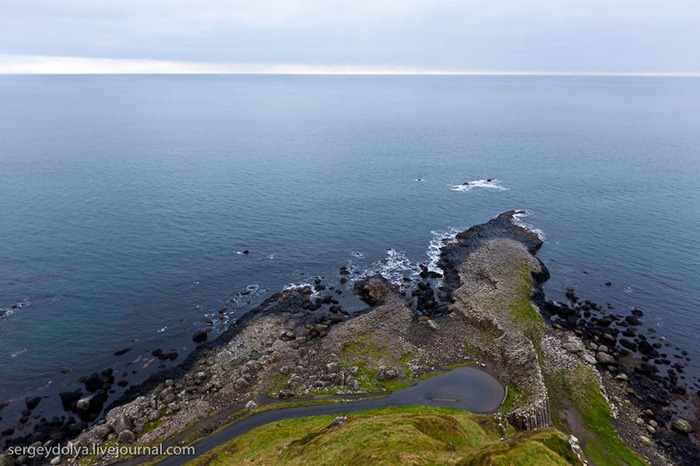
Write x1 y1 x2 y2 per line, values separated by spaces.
0 0 699 74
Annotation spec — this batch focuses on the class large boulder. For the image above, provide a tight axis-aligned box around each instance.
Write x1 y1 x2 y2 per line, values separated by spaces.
118 430 136 444
672 418 693 433
192 330 208 343
595 352 616 365
25 396 42 410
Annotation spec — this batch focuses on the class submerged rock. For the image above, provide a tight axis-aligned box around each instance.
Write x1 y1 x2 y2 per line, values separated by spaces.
192 330 208 343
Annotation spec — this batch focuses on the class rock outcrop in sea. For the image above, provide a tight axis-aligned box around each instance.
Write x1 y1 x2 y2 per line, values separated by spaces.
1 211 697 466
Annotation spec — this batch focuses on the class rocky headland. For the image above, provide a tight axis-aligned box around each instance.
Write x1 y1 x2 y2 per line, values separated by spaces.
1 211 698 466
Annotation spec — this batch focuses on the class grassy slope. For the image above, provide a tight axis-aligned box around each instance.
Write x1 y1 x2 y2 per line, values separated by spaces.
546 363 646 466
186 405 577 466
511 270 645 466
509 263 644 465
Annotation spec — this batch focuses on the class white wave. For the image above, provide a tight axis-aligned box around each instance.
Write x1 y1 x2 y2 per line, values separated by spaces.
511 210 546 241
450 179 507 192
427 228 460 272
230 284 268 307
351 251 365 259
0 298 29 318
414 178 426 182
10 347 27 358
283 282 313 291
359 248 420 285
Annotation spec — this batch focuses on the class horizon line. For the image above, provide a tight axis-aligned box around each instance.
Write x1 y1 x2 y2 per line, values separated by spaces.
0 55 699 77
3 71 700 77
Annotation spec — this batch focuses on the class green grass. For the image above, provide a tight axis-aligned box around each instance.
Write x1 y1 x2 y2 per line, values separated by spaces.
509 265 546 343
457 429 578 465
140 418 164 437
186 405 577 466
547 363 645 466
499 385 531 414
342 339 387 360
266 370 290 396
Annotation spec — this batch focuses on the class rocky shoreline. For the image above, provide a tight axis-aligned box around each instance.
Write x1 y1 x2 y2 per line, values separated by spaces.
1 211 698 465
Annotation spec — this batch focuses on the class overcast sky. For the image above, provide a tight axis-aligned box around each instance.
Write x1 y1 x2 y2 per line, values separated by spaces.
1 0 699 74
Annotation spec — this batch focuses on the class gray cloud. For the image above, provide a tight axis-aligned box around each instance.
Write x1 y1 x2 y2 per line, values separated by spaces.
1 0 698 73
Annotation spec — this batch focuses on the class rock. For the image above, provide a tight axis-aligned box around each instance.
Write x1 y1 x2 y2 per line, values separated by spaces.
582 353 597 365
639 435 653 446
245 400 258 411
59 390 83 411
328 416 347 427
25 396 42 410
76 393 104 415
326 362 340 373
278 389 295 399
315 324 329 333
113 414 134 433
615 373 628 382
235 376 249 389
82 372 103 392
94 423 114 440
346 377 360 390
118 429 136 443
279 365 289 375
113 347 132 356
625 315 642 326
647 425 656 434
562 341 584 354
671 418 693 433
50 458 61 466
597 345 609 354
596 352 616 364
76 397 91 411
427 319 439 330
192 330 208 343
0 454 15 466
377 366 399 381
619 339 637 351
638 340 658 356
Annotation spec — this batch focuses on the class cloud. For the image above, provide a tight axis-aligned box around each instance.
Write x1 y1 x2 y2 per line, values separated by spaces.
0 1 699 73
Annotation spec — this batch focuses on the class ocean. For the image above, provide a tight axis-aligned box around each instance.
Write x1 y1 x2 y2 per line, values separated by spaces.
1 75 699 422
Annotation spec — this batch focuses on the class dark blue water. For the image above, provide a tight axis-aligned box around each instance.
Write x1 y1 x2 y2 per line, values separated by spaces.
1 75 699 413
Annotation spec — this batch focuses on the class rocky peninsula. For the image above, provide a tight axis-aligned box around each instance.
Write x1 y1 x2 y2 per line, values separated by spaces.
1 211 698 465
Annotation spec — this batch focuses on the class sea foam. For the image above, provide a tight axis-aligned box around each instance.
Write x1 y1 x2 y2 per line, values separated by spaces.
512 210 546 241
450 179 507 192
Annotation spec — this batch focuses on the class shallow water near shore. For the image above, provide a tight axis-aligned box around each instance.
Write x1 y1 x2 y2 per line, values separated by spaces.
0 75 699 425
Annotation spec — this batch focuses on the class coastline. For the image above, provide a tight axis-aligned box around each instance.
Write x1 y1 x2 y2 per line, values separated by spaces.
1 211 698 465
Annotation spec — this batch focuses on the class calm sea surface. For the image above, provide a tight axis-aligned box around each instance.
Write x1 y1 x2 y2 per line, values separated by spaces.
1 75 699 414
